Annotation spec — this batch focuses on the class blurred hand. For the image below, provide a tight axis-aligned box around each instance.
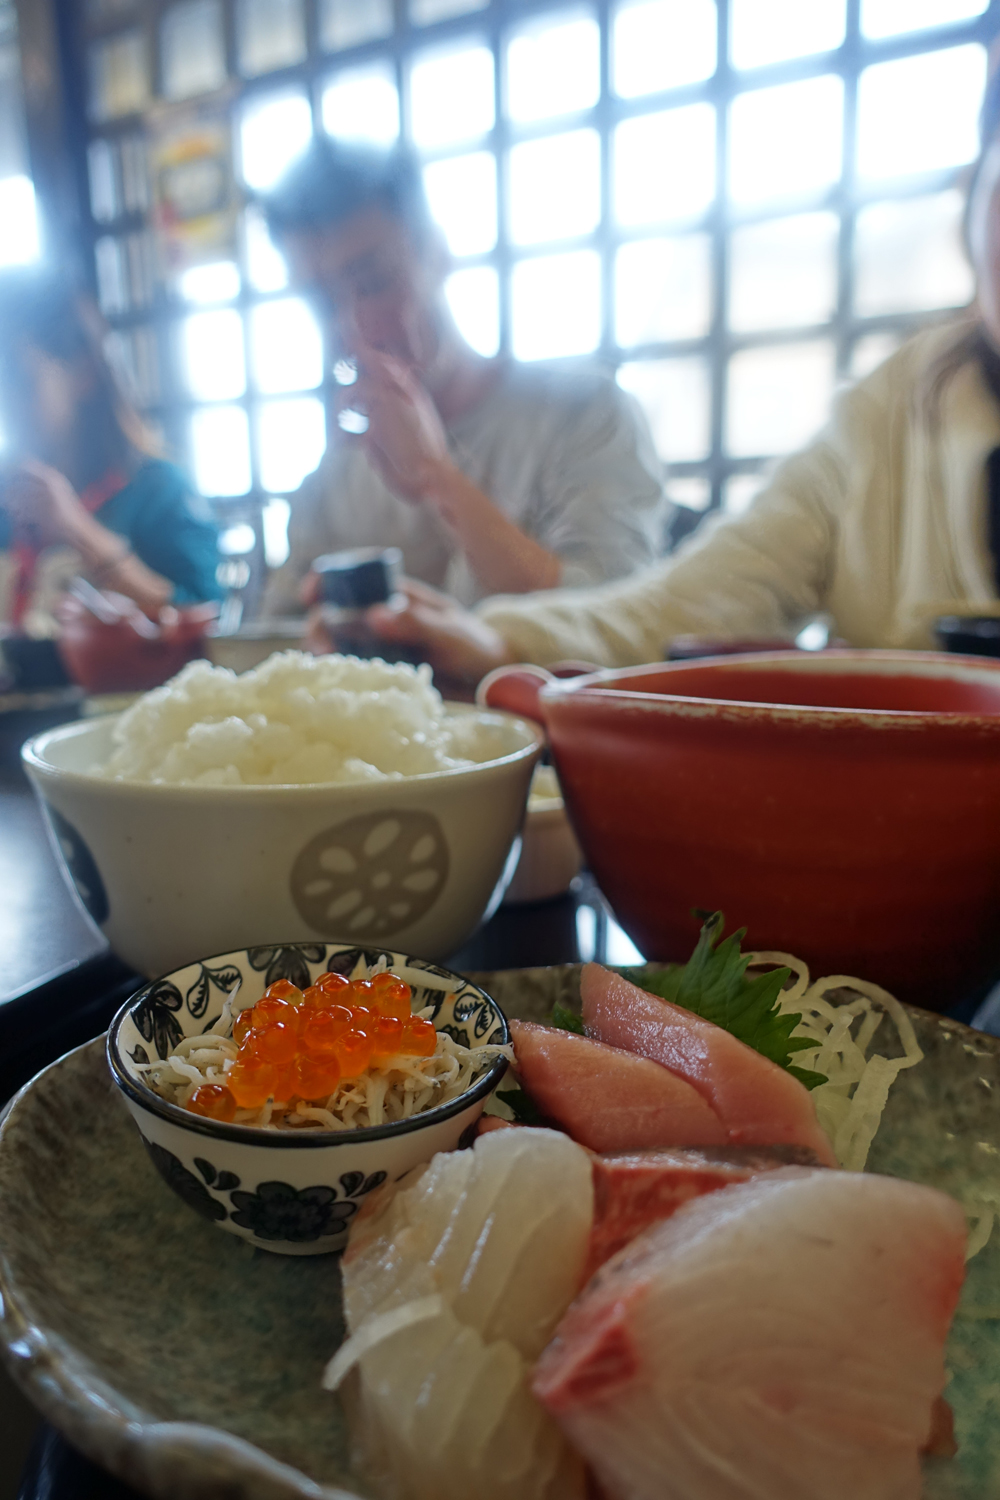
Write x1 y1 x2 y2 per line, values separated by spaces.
298 569 323 607
339 343 452 503
306 577 514 688
0 459 91 549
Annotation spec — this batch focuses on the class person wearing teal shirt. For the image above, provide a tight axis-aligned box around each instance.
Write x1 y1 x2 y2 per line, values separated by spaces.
0 268 220 634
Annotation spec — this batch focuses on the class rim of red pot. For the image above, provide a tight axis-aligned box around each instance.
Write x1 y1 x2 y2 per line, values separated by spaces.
533 649 1000 731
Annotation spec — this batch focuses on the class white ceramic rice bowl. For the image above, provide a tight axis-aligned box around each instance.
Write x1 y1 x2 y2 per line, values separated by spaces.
22 706 542 975
106 943 510 1256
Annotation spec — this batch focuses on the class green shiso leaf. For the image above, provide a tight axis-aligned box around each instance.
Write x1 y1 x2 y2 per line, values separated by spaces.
550 1002 585 1035
620 911 828 1090
495 1086 543 1125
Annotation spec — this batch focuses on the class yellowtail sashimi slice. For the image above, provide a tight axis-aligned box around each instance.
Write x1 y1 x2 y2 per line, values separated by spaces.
585 1144 823 1282
581 963 837 1166
510 1019 727 1150
534 1168 967 1500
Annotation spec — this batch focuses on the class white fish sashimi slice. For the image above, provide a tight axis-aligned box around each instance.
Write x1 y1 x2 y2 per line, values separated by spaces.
534 1168 967 1500
336 1129 594 1500
353 1300 585 1500
411 1321 575 1495
431 1128 594 1359
343 1151 476 1326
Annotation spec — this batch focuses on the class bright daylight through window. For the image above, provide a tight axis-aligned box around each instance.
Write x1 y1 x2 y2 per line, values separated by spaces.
77 0 989 526
0 11 39 282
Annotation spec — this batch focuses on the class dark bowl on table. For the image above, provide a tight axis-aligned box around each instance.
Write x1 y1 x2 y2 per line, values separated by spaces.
481 650 1000 1012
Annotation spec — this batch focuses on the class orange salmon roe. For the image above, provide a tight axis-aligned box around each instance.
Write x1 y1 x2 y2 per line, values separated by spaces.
300 983 330 1012
302 1006 352 1054
371 1014 404 1061
317 970 350 996
264 979 302 1003
233 1009 254 1045
294 1052 341 1100
270 1064 298 1102
335 1027 373 1076
225 970 437 1106
371 972 413 1020
253 995 295 1027
401 1015 437 1057
249 1021 298 1065
228 1056 277 1108
186 1084 237 1121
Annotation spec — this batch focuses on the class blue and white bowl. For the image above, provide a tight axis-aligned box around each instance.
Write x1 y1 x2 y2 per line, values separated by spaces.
107 942 509 1256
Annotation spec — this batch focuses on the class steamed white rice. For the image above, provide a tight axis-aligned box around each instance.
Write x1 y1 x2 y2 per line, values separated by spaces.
95 652 495 786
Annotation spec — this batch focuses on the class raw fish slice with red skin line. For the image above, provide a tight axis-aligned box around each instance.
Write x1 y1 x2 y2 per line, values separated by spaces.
533 1167 967 1500
510 1019 727 1152
581 963 838 1167
585 1144 823 1282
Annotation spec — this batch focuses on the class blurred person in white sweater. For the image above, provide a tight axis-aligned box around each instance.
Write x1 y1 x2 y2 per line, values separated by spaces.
311 68 1000 685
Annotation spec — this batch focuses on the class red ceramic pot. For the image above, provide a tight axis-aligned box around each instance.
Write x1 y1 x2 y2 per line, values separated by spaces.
480 651 1000 1012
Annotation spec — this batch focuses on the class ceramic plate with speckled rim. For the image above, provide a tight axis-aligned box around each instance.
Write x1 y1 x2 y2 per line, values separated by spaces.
2 967 1000 1500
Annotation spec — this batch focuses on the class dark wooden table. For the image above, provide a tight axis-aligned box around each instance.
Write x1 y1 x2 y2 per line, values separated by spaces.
0 703 640 1500
0 725 104 1006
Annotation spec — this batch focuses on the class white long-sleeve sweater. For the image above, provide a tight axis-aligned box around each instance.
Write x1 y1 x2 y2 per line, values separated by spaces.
478 323 1000 667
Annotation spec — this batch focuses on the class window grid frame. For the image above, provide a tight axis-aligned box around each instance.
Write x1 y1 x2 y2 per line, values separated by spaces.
69 0 1000 520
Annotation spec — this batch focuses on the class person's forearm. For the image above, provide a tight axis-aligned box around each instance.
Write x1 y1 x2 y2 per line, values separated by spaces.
422 462 563 596
70 513 173 616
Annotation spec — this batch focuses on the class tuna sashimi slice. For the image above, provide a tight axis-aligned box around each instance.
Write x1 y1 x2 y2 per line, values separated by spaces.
581 963 837 1166
510 1019 727 1152
534 1168 967 1500
586 1144 823 1282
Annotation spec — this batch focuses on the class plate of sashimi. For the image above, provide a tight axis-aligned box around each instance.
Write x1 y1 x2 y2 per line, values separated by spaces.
2 914 1000 1500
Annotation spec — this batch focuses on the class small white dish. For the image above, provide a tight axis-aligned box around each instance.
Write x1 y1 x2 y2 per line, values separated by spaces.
504 764 583 904
106 942 510 1256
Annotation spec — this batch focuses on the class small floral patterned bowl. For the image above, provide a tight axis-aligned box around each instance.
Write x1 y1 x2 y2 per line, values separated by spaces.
107 941 510 1256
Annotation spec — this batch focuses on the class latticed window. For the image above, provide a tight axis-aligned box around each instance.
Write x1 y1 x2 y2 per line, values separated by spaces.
0 3 40 294
69 0 994 563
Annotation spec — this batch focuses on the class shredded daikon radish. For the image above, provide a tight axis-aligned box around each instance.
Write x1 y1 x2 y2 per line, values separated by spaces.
965 1212 996 1261
749 952 923 1176
322 1295 445 1392
138 966 510 1132
744 957 1000 1252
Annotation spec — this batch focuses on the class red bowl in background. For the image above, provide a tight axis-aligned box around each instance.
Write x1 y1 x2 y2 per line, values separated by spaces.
480 651 1000 1012
56 592 218 694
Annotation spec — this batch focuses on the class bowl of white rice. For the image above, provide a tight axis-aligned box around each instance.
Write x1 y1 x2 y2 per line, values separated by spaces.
22 652 543 976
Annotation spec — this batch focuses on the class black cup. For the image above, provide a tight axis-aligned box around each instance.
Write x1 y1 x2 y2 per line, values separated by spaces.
314 547 402 609
313 546 423 664
934 615 1000 659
